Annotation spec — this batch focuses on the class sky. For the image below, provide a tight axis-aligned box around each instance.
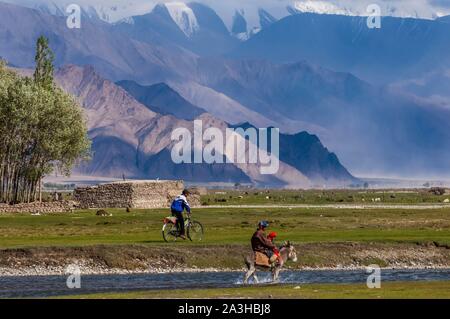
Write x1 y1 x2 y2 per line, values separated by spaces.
4 0 450 29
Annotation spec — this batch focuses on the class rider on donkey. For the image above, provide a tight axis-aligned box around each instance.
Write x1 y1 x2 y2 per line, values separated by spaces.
170 189 191 240
251 221 279 266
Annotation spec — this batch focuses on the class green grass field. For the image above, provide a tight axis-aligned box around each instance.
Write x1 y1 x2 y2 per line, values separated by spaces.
0 207 449 248
61 281 450 299
201 189 450 206
1 202 449 299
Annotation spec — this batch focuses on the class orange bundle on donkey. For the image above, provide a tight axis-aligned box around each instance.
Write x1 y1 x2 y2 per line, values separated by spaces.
267 231 281 264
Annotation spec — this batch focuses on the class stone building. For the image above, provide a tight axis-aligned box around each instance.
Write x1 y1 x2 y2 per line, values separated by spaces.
74 180 200 209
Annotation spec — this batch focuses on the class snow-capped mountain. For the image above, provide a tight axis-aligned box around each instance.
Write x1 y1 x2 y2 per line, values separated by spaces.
8 0 450 43
288 0 449 20
4 0 450 27
230 8 279 41
1 0 155 23
291 1 353 16
259 8 277 29
164 2 199 37
231 9 249 40
113 2 237 55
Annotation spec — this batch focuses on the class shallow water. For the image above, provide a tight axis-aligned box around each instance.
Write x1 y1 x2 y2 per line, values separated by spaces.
0 269 449 298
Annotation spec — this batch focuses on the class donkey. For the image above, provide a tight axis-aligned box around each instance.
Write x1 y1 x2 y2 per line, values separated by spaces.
243 241 298 284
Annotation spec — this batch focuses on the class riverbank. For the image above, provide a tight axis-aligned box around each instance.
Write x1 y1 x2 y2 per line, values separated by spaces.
59 281 450 299
0 242 449 276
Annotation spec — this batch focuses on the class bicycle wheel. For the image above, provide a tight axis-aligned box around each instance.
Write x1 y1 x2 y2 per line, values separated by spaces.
162 223 178 242
187 221 204 242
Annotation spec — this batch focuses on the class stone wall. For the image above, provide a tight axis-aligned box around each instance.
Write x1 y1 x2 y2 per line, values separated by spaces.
130 180 184 209
0 201 76 214
74 180 200 209
74 182 135 209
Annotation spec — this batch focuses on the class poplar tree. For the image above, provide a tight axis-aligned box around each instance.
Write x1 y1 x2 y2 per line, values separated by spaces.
0 37 90 204
33 36 55 89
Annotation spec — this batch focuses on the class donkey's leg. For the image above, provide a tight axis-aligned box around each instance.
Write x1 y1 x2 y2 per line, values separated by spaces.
243 268 252 284
244 264 256 284
243 256 254 284
252 269 259 284
272 268 281 282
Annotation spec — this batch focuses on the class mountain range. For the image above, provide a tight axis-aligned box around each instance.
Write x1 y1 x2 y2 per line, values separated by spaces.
112 2 239 56
54 64 354 187
1 1 450 182
230 13 450 84
4 0 450 34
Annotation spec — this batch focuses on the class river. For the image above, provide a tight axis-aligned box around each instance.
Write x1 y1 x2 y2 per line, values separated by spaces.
0 269 449 298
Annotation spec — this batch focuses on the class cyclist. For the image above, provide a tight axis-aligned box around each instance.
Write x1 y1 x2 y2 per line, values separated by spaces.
170 189 191 240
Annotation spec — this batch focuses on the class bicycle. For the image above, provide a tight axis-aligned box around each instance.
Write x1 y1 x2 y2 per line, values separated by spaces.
162 214 204 242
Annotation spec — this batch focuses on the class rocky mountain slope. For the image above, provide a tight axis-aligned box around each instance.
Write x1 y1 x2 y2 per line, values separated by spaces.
55 65 355 187
230 123 356 184
116 80 206 121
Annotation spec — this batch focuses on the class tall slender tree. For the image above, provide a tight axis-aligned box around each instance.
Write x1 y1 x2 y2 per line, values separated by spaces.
33 36 54 89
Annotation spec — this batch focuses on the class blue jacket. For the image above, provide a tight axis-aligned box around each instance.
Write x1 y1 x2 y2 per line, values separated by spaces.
171 195 191 213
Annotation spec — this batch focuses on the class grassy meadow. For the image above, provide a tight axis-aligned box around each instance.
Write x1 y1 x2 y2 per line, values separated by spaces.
0 207 449 248
201 189 450 206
